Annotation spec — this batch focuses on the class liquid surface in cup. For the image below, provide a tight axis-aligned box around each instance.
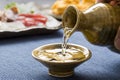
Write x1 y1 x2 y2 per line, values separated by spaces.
38 46 85 62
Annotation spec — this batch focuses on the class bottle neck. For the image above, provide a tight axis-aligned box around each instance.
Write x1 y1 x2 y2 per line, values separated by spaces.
76 11 90 31
62 6 88 33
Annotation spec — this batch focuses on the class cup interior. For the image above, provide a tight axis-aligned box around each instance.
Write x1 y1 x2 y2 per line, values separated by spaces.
32 43 91 63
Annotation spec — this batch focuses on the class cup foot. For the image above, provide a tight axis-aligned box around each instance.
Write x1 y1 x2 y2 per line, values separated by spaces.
48 69 74 77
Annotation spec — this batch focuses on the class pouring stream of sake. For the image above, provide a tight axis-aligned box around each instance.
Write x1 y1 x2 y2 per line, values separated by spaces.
62 27 73 56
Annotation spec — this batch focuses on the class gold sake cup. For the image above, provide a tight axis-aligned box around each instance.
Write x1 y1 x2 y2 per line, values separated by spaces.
32 43 91 77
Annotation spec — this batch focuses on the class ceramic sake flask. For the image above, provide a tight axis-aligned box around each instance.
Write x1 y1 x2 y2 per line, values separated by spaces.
62 3 120 46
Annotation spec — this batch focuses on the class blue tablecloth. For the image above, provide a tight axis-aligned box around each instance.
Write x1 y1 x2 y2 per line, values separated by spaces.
0 0 120 80
0 29 120 80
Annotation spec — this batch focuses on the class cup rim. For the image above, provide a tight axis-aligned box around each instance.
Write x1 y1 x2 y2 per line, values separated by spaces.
32 43 92 63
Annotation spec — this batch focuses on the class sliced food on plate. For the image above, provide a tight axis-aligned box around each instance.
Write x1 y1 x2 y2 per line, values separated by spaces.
0 2 61 32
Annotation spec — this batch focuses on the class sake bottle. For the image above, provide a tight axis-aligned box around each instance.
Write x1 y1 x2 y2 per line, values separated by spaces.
62 3 120 46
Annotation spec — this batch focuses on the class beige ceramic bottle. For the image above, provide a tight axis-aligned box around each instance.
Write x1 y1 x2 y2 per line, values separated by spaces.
62 3 120 46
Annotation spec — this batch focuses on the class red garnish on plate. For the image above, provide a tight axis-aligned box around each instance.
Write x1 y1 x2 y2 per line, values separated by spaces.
16 14 47 27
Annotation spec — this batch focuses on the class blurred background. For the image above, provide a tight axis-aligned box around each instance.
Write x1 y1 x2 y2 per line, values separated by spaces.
0 0 56 9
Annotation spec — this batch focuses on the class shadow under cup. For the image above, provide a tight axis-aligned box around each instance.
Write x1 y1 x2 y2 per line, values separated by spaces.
32 43 91 77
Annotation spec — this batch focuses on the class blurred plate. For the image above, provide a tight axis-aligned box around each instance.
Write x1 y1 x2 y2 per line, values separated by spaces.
0 26 61 39
0 16 61 39
0 2 62 38
51 13 62 21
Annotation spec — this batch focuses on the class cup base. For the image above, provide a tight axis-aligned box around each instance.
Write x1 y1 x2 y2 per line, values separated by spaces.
48 69 74 77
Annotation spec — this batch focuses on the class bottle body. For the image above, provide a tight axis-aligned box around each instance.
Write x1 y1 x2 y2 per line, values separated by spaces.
62 3 120 46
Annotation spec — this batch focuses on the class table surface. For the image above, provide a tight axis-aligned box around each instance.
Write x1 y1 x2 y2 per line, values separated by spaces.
0 0 120 80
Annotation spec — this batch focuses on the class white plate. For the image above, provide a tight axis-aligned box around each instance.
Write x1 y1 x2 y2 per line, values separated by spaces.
0 2 62 38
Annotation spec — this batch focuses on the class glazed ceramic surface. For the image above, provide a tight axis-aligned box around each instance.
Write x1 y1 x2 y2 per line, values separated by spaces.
32 43 91 77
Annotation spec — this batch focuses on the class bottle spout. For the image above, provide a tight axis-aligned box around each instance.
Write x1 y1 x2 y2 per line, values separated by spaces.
62 5 86 34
